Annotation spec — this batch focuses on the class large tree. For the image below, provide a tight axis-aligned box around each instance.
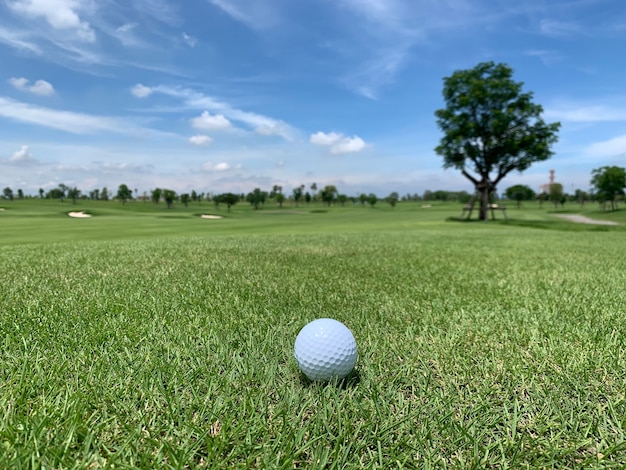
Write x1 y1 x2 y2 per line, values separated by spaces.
591 166 626 211
435 62 560 220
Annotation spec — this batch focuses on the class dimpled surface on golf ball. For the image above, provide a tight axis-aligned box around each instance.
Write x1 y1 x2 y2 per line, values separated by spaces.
294 318 357 381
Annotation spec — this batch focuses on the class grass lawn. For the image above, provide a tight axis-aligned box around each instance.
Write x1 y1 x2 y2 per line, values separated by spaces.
1 199 625 468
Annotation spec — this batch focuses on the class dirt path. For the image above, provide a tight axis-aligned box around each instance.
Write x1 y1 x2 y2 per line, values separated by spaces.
552 214 618 225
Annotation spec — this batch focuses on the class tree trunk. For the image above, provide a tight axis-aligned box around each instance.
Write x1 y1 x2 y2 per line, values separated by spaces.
479 184 490 220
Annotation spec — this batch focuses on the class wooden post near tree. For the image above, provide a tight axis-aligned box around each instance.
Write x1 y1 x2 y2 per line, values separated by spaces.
461 192 478 219
461 184 508 221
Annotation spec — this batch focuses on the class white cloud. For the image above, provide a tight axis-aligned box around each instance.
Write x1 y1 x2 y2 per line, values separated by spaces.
8 77 28 90
310 131 367 154
12 145 33 160
330 136 366 154
9 77 55 96
8 0 96 42
310 131 342 146
203 161 231 171
255 121 291 137
191 111 232 130
182 32 197 47
189 135 213 146
2 145 38 165
29 80 55 96
131 84 154 98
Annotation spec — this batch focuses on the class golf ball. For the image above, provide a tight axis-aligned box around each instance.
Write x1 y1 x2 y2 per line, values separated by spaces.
294 318 357 381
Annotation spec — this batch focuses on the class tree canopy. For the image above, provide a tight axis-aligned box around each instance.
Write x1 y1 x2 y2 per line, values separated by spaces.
320 185 338 206
215 193 240 212
162 189 176 209
591 166 626 211
246 188 267 210
435 61 560 220
505 184 535 209
549 182 564 208
117 184 132 204
151 188 162 204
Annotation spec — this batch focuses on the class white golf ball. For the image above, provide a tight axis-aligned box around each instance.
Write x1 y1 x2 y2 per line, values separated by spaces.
294 318 357 381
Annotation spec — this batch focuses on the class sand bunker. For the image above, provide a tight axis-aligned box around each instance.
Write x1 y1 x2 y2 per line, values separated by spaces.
68 211 92 218
0 208 5 211
553 214 618 225
201 214 223 219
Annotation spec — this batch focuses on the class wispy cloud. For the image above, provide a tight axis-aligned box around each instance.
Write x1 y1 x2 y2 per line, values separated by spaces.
8 0 96 42
133 0 181 26
524 49 563 66
182 32 197 47
207 0 280 30
584 134 626 159
0 25 41 53
113 22 144 48
332 0 422 99
132 84 298 141
545 102 626 122
0 0 187 74
538 19 583 37
0 96 136 134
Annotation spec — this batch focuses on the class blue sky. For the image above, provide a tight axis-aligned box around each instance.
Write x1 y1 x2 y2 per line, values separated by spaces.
1 0 625 197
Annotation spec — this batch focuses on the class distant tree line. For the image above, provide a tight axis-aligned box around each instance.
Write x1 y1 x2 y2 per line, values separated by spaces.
2 166 624 211
499 166 625 211
0 181 399 210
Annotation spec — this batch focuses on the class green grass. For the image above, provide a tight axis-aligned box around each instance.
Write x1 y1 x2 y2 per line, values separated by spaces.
1 200 626 468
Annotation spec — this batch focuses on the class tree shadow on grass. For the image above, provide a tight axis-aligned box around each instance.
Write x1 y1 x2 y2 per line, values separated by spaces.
445 216 509 224
446 216 619 232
